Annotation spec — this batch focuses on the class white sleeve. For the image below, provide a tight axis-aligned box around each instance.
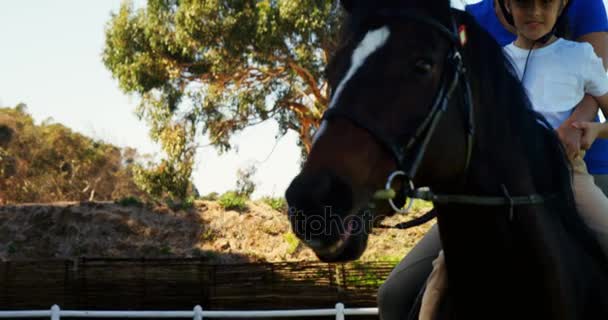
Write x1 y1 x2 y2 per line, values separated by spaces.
583 43 608 97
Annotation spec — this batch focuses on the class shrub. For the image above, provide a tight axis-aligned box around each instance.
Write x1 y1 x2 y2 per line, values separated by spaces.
346 261 387 286
165 195 195 211
236 165 257 197
199 192 219 201
218 191 248 212
160 245 172 255
260 196 287 212
115 196 144 207
0 105 149 203
283 232 300 255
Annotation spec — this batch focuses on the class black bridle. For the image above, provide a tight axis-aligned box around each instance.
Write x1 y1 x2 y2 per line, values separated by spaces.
321 9 553 223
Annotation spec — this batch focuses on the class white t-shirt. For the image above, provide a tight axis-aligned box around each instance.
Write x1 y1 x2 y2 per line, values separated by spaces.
503 38 608 129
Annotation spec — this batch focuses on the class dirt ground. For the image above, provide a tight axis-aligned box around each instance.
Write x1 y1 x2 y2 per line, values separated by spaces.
0 200 434 263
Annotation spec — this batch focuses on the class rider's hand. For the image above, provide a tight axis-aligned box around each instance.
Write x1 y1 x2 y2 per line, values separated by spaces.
571 121 602 150
556 122 582 160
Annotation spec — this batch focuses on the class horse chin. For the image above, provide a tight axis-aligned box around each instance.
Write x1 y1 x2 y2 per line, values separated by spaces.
312 228 369 263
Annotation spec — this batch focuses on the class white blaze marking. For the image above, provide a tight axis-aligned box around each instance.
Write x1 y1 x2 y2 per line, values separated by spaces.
313 26 391 145
330 27 391 109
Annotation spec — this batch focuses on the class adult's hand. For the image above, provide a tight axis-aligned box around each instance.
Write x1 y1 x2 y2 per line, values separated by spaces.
556 122 582 160
559 94 599 158
572 121 604 149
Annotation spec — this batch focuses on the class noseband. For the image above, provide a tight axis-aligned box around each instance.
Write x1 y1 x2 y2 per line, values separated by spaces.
322 9 552 218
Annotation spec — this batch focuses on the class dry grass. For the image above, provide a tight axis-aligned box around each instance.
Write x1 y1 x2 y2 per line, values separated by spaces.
0 200 434 264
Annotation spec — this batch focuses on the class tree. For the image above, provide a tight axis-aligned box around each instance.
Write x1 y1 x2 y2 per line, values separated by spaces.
0 105 149 203
131 121 196 200
103 0 342 162
236 164 257 197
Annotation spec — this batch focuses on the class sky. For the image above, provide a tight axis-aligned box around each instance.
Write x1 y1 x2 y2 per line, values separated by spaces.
0 0 301 198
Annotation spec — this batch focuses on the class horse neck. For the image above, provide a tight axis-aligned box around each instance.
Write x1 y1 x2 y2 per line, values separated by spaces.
433 120 573 318
435 203 568 318
429 14 608 316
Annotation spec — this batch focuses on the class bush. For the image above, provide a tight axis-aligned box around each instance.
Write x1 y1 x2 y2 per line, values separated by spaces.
260 196 287 212
199 192 219 201
283 232 300 255
346 261 387 286
0 105 149 203
236 165 257 197
115 196 144 207
165 195 195 211
218 191 248 212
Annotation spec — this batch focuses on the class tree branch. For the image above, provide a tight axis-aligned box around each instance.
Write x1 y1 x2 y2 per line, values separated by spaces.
286 60 328 106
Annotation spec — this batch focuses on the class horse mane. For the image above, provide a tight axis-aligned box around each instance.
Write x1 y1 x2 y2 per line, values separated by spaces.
456 9 608 267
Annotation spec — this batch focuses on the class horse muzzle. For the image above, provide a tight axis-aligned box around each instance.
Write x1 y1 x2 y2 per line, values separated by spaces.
285 170 368 261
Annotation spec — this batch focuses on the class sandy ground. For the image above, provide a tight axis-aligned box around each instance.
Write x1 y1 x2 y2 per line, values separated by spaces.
0 200 433 263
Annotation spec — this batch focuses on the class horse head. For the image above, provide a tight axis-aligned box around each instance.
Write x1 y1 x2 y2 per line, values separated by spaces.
285 0 470 262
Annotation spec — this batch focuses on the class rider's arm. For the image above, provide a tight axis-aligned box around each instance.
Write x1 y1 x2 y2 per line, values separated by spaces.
578 32 608 69
570 40 608 148
591 93 608 130
557 32 608 153
559 96 598 153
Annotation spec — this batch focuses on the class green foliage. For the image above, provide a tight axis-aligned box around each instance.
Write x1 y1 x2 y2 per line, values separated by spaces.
7 243 16 255
115 196 144 207
200 192 219 201
377 255 403 265
0 124 13 148
131 122 196 202
200 229 216 241
346 261 388 286
260 196 287 212
103 0 344 160
160 245 173 255
0 105 148 203
183 195 196 208
165 195 196 211
218 191 248 211
283 232 300 255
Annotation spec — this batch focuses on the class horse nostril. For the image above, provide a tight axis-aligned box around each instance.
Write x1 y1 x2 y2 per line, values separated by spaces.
285 171 354 244
285 171 352 213
311 175 332 206
286 173 324 212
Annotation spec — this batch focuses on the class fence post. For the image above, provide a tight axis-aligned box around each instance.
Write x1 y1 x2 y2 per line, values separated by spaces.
335 302 345 320
193 305 203 320
51 304 60 320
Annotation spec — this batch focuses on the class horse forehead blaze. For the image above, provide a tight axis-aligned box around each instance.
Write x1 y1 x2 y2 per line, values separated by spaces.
313 26 391 146
329 26 391 110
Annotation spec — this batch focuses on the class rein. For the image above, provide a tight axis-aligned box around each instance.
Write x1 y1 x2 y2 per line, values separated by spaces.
376 185 555 230
322 9 556 229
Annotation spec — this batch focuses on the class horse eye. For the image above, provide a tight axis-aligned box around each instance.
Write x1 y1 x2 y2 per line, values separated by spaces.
414 59 433 74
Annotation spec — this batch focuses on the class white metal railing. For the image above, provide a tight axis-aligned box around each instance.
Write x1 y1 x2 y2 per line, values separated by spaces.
0 303 378 319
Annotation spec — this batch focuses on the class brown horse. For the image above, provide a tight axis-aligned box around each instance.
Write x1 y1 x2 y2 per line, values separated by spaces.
285 0 608 318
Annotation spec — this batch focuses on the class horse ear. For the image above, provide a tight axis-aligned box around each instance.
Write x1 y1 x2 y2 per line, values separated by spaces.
341 0 453 22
